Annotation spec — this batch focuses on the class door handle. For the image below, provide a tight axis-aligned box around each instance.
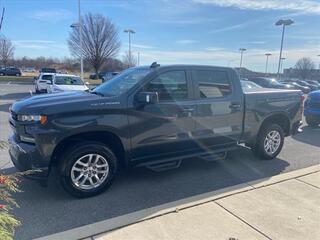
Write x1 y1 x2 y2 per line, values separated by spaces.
229 103 241 109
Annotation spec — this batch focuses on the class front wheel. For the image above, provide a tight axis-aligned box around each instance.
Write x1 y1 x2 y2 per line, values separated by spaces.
253 124 284 160
59 141 118 198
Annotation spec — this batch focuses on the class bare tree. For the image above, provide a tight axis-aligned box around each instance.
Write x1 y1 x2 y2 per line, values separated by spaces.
122 51 137 69
295 57 315 80
0 35 14 67
68 13 121 78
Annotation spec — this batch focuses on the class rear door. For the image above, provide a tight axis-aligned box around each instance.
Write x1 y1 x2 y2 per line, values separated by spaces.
128 69 198 162
192 68 244 151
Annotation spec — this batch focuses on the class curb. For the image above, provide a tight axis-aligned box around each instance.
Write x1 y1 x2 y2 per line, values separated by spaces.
35 165 320 240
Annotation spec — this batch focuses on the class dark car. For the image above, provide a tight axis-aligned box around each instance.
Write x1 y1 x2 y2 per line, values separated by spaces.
304 90 320 127
280 80 311 94
102 72 119 82
0 67 22 76
9 63 303 198
248 77 294 89
296 80 318 92
89 72 107 79
40 68 57 73
305 80 320 89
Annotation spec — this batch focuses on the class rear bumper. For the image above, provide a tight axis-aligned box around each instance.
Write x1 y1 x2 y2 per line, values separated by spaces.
8 136 49 181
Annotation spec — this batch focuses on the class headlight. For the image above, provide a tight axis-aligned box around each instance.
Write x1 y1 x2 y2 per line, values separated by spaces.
18 115 47 124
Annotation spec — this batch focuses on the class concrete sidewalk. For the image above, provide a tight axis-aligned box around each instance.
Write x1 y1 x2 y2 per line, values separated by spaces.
38 165 320 240
94 169 320 240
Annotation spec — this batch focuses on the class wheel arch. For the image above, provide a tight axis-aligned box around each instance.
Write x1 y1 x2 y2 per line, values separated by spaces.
50 130 127 171
258 112 291 137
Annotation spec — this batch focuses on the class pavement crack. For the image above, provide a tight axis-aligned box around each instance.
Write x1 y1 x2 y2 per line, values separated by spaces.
295 178 320 190
214 201 273 240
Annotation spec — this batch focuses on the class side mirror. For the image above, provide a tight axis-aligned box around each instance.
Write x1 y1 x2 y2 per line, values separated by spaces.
136 92 159 105
85 81 90 85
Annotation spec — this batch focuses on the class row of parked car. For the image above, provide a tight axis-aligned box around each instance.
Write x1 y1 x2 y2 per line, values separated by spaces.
241 77 320 93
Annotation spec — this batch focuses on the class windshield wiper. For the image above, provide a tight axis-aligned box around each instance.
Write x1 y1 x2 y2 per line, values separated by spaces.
90 91 104 97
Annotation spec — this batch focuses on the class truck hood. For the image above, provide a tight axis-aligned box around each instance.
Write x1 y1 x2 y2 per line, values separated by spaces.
11 91 121 115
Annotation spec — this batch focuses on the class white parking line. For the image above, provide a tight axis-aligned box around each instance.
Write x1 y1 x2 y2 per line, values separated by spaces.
6 81 11 85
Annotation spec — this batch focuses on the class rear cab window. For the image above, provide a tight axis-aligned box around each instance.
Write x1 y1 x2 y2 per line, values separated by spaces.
192 69 232 99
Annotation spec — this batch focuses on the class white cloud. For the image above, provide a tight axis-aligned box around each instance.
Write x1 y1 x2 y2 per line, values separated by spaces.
175 39 197 45
13 40 67 51
153 17 217 25
131 44 154 49
209 20 260 33
29 9 73 22
193 0 320 14
138 45 319 73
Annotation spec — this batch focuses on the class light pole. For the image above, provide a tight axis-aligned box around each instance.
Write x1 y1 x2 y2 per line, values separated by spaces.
280 57 286 73
70 0 83 80
275 19 293 78
239 48 246 76
124 29 135 67
265 53 272 75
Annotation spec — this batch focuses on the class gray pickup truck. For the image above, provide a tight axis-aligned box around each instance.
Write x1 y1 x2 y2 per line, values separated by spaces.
9 63 303 197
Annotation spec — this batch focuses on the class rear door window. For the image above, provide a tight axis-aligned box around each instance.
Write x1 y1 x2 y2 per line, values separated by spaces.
192 70 232 98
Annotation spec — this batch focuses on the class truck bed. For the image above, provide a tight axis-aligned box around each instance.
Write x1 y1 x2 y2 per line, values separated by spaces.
241 88 302 143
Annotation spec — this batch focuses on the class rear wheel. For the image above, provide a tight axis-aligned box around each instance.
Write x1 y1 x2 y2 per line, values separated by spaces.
253 124 284 160
59 141 118 198
306 116 319 127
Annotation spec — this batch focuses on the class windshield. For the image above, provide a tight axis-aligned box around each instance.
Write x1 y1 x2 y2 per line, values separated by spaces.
93 68 151 96
54 76 84 85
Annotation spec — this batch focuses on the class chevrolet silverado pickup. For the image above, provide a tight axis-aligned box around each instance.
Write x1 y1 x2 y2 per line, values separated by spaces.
9 63 303 197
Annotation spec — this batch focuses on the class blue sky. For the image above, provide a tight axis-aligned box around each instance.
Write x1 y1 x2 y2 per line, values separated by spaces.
1 0 320 72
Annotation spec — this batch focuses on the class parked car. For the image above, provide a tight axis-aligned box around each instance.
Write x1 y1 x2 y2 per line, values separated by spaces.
40 68 56 73
304 90 320 127
240 80 262 90
248 77 294 89
296 80 319 92
24 67 36 73
35 73 55 93
46 74 89 93
89 71 107 79
102 72 119 82
0 67 22 76
305 80 320 89
9 64 303 197
280 80 311 94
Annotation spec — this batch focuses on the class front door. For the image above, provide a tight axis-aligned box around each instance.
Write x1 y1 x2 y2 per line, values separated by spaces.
128 69 198 162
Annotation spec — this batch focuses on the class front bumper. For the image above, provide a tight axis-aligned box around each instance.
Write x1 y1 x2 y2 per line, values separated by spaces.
8 135 49 181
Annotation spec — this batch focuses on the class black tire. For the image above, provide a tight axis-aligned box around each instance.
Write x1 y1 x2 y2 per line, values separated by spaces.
59 141 118 198
306 116 319 127
0 73 4 76
35 87 40 94
253 124 284 160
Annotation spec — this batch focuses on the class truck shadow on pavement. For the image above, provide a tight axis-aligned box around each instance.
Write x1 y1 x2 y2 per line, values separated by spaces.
9 146 290 240
292 126 320 148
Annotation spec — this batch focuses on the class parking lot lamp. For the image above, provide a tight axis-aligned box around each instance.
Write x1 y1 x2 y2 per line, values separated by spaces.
70 0 83 80
239 48 246 76
276 19 294 78
124 29 135 67
265 53 272 74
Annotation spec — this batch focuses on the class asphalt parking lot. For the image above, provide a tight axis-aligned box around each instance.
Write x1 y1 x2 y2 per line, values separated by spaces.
1 83 320 240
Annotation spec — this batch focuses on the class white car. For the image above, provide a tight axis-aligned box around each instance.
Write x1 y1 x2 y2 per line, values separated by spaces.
46 74 89 93
35 73 55 93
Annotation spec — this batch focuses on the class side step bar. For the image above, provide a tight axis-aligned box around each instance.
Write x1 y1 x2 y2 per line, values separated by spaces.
146 159 182 172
